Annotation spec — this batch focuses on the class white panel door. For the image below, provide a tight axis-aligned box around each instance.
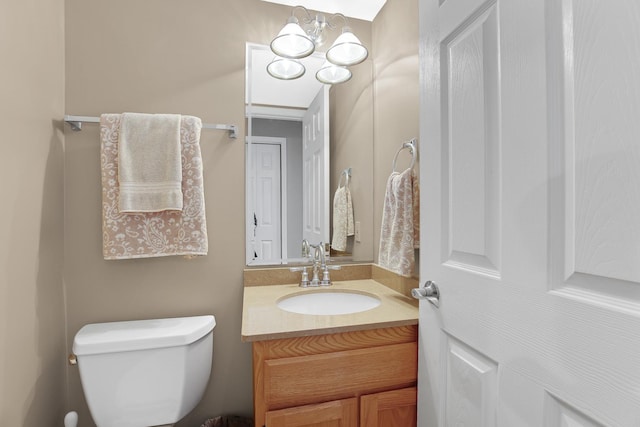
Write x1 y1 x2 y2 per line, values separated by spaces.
302 86 330 246
417 0 640 426
247 142 282 264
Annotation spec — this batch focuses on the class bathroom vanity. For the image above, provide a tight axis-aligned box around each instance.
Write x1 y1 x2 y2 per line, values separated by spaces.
252 325 417 427
242 267 419 427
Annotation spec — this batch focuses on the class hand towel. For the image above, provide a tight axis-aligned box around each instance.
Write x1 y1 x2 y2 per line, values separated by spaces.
118 112 183 212
101 114 208 260
378 168 418 277
331 186 354 252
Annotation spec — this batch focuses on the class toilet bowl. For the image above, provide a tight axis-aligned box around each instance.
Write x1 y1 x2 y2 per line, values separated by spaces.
73 315 215 427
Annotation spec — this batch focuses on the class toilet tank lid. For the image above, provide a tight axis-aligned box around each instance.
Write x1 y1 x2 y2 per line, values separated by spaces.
72 315 215 356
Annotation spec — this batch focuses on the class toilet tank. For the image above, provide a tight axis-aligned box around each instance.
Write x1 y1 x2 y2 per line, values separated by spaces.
73 315 215 427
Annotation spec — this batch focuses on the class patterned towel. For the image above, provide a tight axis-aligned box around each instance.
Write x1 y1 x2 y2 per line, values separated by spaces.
331 185 354 252
378 168 419 277
100 114 208 260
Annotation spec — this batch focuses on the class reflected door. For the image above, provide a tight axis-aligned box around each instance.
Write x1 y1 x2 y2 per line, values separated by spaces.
247 141 282 264
302 86 330 246
418 0 640 425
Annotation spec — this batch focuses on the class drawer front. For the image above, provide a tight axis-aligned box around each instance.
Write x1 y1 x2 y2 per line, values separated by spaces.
263 342 417 409
265 398 358 427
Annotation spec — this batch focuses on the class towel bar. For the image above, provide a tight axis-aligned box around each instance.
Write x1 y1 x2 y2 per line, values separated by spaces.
63 115 238 139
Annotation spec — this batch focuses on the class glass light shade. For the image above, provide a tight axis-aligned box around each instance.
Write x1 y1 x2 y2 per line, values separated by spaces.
326 27 368 66
316 61 352 84
270 17 315 59
267 57 306 80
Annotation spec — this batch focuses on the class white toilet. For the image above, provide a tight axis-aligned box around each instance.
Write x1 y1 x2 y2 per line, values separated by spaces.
72 315 215 427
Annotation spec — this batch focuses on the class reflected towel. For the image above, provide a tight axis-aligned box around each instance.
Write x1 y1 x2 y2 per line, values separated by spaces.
378 168 418 277
118 112 183 212
101 114 208 260
331 186 354 252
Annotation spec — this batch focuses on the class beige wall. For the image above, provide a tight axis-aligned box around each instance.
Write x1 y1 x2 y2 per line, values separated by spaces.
0 0 66 425
372 0 420 268
64 1 372 426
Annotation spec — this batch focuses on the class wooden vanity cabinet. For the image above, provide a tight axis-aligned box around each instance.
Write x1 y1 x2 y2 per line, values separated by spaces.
252 325 418 427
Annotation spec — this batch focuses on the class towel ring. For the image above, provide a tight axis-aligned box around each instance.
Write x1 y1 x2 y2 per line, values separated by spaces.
392 139 417 172
337 167 351 189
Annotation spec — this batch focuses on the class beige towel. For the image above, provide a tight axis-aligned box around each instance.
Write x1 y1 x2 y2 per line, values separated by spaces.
331 186 354 252
101 114 208 260
378 168 418 277
412 170 420 249
118 112 183 212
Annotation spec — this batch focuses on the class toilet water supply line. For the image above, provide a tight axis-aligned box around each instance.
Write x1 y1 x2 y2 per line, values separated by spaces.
64 411 78 427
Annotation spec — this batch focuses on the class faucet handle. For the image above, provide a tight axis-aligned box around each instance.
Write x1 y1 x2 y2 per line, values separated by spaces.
319 264 342 285
321 268 331 284
290 266 310 287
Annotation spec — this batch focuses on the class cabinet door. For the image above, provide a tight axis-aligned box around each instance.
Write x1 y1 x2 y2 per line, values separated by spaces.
360 387 417 427
265 398 357 427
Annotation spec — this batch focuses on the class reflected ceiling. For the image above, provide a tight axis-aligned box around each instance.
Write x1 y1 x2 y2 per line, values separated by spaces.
249 46 324 108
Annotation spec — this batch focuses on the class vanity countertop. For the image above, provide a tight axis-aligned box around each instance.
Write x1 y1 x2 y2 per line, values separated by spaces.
241 279 418 342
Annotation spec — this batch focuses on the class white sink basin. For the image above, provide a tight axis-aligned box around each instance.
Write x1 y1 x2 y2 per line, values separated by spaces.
277 291 381 315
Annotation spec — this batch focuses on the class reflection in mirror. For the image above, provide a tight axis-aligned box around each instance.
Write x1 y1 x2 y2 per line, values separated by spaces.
246 43 374 266
246 43 328 265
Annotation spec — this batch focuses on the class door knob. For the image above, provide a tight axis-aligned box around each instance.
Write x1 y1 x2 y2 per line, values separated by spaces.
411 280 440 307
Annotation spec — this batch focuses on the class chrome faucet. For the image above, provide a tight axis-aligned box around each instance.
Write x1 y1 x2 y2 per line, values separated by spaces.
311 243 326 285
314 243 326 267
291 242 341 287
301 239 311 259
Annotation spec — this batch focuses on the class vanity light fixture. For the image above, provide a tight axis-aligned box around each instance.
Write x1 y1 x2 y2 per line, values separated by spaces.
267 56 306 80
316 61 351 84
326 27 368 66
270 15 315 59
268 5 368 84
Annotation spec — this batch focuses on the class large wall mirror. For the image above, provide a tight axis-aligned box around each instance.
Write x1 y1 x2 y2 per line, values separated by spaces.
245 43 374 266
